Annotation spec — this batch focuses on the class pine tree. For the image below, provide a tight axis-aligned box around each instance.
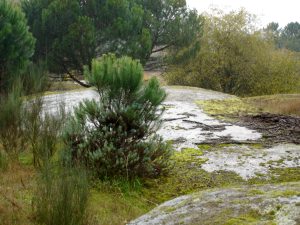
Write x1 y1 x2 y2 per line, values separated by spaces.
0 0 35 92
64 54 171 179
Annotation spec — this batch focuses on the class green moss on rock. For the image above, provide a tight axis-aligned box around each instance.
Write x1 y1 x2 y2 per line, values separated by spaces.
196 97 258 121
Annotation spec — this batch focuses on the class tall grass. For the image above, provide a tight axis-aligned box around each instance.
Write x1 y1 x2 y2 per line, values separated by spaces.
0 81 25 159
0 62 49 161
246 95 300 116
0 150 8 171
34 164 89 225
23 99 67 167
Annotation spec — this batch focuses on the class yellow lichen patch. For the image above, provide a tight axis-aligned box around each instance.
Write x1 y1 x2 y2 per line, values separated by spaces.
247 189 265 196
196 97 258 120
173 148 208 166
141 146 245 205
224 214 259 225
197 144 213 151
271 190 300 198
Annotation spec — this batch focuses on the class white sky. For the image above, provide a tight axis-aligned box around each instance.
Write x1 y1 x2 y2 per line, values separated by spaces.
186 0 300 28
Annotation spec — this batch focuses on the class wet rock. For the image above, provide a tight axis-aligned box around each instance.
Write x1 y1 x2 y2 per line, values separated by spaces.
129 182 300 225
41 87 262 150
158 100 261 150
200 144 300 179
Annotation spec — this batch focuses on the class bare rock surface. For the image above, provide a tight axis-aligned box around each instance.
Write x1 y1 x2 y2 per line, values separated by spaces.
201 144 300 179
41 86 300 224
159 86 262 150
42 86 300 179
129 182 300 225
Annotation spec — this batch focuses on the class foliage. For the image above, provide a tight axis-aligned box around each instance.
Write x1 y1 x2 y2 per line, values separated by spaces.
140 0 203 58
22 0 96 77
19 62 66 168
0 82 25 158
264 22 300 52
34 164 89 225
64 54 171 179
20 62 49 95
0 0 35 92
22 0 202 81
280 22 300 52
23 99 67 168
0 61 64 166
166 10 300 96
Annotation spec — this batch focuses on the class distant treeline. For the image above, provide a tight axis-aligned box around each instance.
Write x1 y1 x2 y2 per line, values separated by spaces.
264 22 300 52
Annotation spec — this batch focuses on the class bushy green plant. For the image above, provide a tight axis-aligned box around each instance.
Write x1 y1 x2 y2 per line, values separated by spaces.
64 54 171 179
23 100 67 167
166 10 300 96
19 61 67 167
0 82 25 158
0 0 35 92
34 164 89 225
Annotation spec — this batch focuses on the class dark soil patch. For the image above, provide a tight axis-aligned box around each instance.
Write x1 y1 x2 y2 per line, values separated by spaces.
240 113 300 144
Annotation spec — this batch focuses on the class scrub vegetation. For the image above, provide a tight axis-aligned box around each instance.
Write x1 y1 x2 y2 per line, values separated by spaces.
166 10 300 96
0 0 299 224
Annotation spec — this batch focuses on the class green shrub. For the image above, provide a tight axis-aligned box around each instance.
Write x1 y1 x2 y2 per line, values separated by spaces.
166 10 300 96
0 0 35 92
64 54 171 179
23 99 67 168
0 82 25 158
34 164 89 225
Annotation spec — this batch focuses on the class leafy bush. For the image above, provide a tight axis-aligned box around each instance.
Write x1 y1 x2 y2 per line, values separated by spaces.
64 54 171 179
34 164 89 225
0 0 35 92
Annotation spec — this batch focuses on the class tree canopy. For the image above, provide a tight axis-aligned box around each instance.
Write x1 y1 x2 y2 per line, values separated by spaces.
0 0 35 92
264 21 300 52
22 0 202 84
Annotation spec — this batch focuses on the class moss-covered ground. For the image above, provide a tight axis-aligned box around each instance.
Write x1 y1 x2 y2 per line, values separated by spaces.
1 91 299 224
196 94 300 120
1 143 299 224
